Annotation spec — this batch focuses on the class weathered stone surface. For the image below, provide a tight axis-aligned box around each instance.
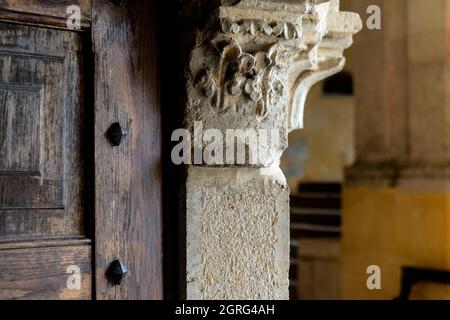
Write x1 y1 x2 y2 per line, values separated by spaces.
186 0 362 166
184 0 361 300
186 166 290 299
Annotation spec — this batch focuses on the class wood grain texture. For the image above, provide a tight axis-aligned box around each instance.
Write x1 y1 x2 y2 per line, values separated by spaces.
92 0 163 299
0 22 86 240
0 0 91 30
0 20 93 300
0 241 92 300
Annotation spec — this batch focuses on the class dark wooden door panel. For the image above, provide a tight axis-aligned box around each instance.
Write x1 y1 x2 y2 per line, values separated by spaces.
0 239 91 300
0 22 85 239
0 21 91 299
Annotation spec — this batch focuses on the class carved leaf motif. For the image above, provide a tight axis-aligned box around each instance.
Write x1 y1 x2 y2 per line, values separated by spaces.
221 19 232 33
225 51 269 104
249 21 257 35
244 79 261 101
261 23 273 35
220 17 299 40
231 23 240 34
229 73 245 96
195 69 216 99
254 52 271 72
283 23 296 39
238 54 256 74
272 23 284 36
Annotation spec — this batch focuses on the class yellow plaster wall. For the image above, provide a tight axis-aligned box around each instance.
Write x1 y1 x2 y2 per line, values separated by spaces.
342 187 450 299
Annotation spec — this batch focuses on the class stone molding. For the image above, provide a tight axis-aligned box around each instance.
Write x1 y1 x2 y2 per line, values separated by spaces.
346 162 450 192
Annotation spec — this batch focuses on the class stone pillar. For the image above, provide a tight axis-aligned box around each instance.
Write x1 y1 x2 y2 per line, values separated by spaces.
343 0 450 299
185 0 361 300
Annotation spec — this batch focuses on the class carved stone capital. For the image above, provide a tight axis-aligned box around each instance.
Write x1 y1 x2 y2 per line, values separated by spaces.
186 0 362 166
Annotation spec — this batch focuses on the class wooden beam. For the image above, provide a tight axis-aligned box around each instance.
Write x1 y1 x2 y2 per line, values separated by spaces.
0 0 91 31
92 0 163 299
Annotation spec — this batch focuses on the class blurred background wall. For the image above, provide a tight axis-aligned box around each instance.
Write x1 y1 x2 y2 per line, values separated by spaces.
282 0 450 300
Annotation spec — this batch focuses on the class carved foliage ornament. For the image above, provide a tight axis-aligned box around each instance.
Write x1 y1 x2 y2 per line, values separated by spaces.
188 5 310 124
194 42 276 120
187 1 362 135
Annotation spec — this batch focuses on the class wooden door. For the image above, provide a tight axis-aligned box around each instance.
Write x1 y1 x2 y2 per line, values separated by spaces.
0 0 163 300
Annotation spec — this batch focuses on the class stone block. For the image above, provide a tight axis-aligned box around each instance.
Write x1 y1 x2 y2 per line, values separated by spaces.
186 166 290 299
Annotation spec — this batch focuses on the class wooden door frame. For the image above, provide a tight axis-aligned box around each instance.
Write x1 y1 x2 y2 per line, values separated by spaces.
92 0 163 299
